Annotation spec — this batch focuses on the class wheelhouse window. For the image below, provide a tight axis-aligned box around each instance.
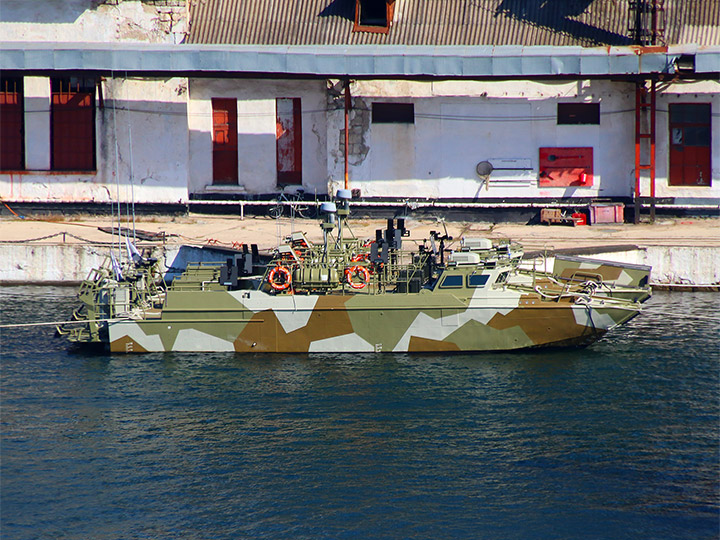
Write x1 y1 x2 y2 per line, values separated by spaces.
354 0 394 33
51 77 96 171
557 103 600 125
0 76 24 171
467 274 489 288
439 274 463 289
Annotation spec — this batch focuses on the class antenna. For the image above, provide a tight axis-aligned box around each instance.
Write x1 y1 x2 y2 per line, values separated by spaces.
335 189 352 247
319 201 337 261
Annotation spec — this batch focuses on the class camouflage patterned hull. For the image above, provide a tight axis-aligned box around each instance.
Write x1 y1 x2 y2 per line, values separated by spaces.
61 209 650 354
107 287 639 353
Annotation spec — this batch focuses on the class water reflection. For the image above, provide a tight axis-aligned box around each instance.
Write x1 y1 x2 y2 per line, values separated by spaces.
0 288 718 539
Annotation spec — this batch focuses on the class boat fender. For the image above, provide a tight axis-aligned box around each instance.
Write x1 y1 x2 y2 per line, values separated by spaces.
268 265 292 291
345 265 370 290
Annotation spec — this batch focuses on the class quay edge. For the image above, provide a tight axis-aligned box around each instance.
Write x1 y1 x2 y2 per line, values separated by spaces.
1 243 719 290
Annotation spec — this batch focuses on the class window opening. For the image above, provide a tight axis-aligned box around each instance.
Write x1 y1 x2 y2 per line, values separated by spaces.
51 77 96 171
557 103 600 125
0 77 24 171
212 98 238 185
354 0 394 33
372 103 414 124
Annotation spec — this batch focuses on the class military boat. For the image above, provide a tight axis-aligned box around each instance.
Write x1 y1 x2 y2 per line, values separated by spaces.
58 191 651 353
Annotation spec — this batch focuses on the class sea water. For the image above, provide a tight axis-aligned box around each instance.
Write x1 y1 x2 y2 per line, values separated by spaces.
1 287 718 540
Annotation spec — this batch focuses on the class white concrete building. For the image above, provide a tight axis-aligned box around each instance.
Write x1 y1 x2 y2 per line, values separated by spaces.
1 0 718 216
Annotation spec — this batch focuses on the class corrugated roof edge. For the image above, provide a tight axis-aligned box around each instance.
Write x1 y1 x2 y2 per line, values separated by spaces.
1 43 719 77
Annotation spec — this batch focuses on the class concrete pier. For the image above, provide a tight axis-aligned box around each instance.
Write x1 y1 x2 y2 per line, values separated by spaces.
1 215 719 289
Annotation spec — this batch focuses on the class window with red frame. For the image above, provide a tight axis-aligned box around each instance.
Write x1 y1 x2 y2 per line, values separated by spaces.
0 77 24 171
51 77 96 171
354 0 394 33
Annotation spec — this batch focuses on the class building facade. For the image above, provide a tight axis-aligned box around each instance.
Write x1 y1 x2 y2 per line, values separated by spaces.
1 0 718 212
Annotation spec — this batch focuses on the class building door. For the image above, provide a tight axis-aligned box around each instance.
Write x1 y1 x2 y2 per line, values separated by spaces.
51 77 95 171
0 77 23 171
212 98 238 185
669 103 711 186
276 98 302 185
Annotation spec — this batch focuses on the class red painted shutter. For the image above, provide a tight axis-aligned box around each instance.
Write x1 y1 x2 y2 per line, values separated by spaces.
212 98 238 185
51 79 95 171
0 78 24 171
276 98 302 185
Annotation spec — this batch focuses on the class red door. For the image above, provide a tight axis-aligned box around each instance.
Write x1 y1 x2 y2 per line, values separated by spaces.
669 103 711 186
276 98 302 185
212 98 238 185
52 78 95 171
0 77 23 171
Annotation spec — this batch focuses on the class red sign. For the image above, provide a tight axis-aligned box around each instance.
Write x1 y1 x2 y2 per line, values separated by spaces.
538 147 593 187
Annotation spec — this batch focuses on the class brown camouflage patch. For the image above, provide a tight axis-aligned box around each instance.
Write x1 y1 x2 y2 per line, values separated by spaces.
234 294 354 352
556 263 623 283
487 301 593 346
408 336 461 352
110 335 148 353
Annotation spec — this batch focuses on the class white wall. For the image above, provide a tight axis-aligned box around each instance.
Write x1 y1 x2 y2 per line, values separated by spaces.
328 79 719 203
188 78 328 196
23 76 51 170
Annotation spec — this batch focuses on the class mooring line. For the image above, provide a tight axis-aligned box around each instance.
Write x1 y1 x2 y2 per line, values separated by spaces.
0 319 124 329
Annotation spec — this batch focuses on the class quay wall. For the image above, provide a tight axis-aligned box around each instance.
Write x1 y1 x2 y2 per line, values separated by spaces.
1 244 718 289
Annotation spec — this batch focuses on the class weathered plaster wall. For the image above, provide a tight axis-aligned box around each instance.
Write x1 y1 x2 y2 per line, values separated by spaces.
187 78 328 196
0 1 190 204
328 79 719 203
0 0 187 44
0 77 189 204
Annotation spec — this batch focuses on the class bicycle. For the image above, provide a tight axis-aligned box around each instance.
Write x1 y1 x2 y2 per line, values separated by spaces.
267 188 316 219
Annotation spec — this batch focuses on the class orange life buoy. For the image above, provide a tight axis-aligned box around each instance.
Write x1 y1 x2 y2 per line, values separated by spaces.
268 265 292 291
350 253 369 262
345 265 370 290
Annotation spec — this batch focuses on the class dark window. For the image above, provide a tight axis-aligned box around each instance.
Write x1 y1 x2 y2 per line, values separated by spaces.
467 274 489 288
0 77 24 171
439 274 463 288
372 103 414 124
354 0 393 33
669 103 711 186
51 77 96 171
557 103 600 125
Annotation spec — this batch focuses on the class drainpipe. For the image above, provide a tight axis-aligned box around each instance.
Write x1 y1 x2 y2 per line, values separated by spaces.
344 80 351 190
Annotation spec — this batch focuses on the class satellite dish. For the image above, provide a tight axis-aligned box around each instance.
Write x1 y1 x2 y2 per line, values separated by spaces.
476 161 494 177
